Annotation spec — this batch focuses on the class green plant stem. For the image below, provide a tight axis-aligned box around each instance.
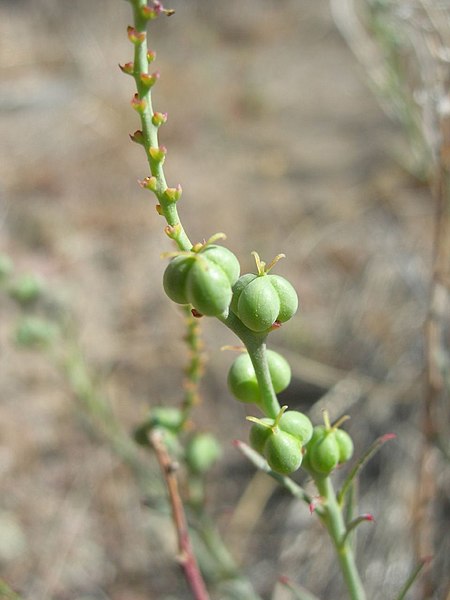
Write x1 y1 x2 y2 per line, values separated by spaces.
130 0 191 251
314 476 366 600
127 4 281 421
220 310 281 418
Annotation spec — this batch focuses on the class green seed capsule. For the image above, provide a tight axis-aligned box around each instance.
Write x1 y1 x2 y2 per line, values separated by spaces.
309 430 340 475
162 245 240 317
268 275 299 323
186 433 222 474
231 273 298 332
249 418 274 454
279 411 313 445
335 429 354 464
227 350 291 404
264 430 303 474
187 258 233 316
163 254 195 305
230 273 257 315
201 245 240 285
148 407 184 432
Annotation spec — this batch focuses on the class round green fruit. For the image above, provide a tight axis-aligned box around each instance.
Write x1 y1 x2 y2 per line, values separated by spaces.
335 429 354 464
200 245 240 284
308 427 340 475
264 430 303 474
249 418 274 454
148 407 184 432
278 411 313 445
163 245 240 317
186 433 222 474
231 273 298 332
227 350 291 404
163 254 195 305
186 258 233 316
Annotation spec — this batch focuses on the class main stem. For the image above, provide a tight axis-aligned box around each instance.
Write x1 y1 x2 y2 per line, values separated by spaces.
315 477 366 600
129 1 281 420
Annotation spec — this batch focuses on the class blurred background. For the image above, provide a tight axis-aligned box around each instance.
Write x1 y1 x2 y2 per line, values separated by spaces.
0 1 449 599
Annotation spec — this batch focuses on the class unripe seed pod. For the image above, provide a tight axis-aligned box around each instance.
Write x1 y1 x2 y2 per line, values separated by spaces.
163 254 194 305
335 428 354 464
249 418 274 454
264 430 303 474
186 433 221 474
148 407 184 432
163 245 240 317
309 429 340 475
227 350 291 404
279 411 313 445
201 245 240 286
231 273 298 332
235 276 280 332
268 275 299 323
187 258 233 316
230 273 257 315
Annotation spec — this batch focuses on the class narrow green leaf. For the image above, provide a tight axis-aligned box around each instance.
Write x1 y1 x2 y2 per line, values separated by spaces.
338 433 396 505
392 557 432 600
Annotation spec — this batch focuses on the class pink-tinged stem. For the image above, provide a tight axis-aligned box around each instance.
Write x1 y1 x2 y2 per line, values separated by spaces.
150 430 210 600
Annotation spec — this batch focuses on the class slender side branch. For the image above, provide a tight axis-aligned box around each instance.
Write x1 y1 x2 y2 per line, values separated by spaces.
314 476 366 600
150 430 211 600
128 0 192 251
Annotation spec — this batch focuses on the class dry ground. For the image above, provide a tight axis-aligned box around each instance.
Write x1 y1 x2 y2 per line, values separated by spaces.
0 1 448 599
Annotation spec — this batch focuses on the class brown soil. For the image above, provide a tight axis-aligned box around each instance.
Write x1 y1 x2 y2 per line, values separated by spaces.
0 1 448 599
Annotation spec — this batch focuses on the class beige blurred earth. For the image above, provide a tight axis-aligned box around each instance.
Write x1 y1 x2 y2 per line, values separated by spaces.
0 1 449 599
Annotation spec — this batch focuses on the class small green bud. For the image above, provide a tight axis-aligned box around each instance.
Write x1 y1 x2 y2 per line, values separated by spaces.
164 185 182 202
15 317 58 348
9 275 43 305
131 94 147 114
164 224 182 241
140 71 160 89
152 111 168 127
127 25 146 45
149 146 167 163
147 50 157 63
119 62 134 75
138 176 158 191
141 5 159 20
186 433 221 474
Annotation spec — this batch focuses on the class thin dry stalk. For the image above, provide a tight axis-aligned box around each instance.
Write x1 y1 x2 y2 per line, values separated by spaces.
149 430 211 600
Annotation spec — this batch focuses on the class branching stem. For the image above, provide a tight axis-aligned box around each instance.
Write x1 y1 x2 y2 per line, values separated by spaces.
314 476 366 600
